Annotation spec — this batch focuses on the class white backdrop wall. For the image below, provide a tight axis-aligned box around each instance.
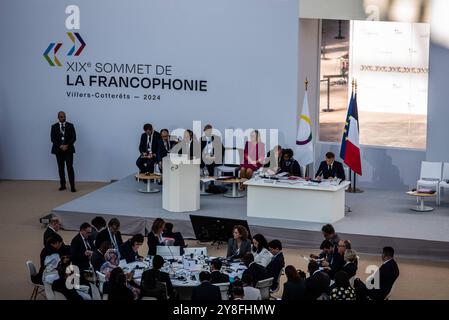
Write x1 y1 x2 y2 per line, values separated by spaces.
0 0 299 181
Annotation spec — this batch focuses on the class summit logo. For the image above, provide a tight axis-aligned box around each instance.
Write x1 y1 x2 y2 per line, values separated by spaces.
43 5 86 67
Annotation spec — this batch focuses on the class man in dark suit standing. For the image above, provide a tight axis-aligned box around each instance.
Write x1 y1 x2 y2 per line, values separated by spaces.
306 261 330 300
209 259 230 284
70 222 94 272
315 152 345 181
241 253 268 287
266 240 285 290
200 124 224 177
51 111 77 192
136 123 162 174
191 271 222 301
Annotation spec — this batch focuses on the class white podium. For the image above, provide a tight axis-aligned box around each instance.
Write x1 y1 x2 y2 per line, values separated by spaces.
162 155 200 212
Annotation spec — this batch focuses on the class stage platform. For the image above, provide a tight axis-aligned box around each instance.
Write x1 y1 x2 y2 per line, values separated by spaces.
52 175 449 261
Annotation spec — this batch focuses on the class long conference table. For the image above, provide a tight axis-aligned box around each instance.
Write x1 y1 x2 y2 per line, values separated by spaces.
244 178 351 224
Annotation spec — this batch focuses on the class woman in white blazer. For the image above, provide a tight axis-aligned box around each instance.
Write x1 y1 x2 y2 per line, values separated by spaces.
251 234 272 267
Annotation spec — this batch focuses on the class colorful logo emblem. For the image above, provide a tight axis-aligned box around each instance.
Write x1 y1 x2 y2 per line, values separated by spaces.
43 32 86 67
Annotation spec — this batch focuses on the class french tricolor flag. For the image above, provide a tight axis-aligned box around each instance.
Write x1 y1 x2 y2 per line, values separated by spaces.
343 93 362 176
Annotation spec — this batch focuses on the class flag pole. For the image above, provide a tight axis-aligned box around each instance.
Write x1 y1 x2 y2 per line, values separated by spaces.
304 78 311 178
347 79 355 193
348 79 364 193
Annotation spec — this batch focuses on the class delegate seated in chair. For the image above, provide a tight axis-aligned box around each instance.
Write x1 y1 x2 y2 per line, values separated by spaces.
136 123 162 174
141 255 174 299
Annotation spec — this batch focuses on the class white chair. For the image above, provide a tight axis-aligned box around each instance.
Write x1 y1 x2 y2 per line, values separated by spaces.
96 271 106 294
53 291 67 300
439 163 449 203
43 281 55 300
183 247 208 257
417 161 442 205
90 283 102 300
26 261 45 300
216 148 242 177
213 282 230 300
269 268 284 298
255 277 274 300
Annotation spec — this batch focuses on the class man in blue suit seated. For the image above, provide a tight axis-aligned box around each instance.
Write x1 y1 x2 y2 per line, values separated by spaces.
191 271 222 301
315 152 346 180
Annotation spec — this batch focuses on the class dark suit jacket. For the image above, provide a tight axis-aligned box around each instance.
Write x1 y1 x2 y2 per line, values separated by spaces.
191 281 222 301
306 271 331 300
52 278 84 300
328 252 346 279
210 271 230 284
342 262 358 280
315 160 345 180
91 249 106 272
242 262 268 287
266 252 285 290
70 233 94 271
51 122 76 154
95 228 123 250
43 227 58 246
226 238 252 259
279 158 302 177
282 279 306 301
264 150 281 169
162 230 185 255
176 140 198 160
141 268 174 298
200 135 224 166
139 131 162 159
119 240 142 263
147 232 164 256
159 139 178 160
367 259 399 301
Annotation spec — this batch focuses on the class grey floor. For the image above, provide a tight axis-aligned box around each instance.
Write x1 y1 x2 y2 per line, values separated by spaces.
52 174 449 243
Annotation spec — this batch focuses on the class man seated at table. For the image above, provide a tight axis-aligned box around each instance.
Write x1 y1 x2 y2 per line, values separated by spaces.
119 234 144 263
136 123 161 174
191 271 222 301
162 222 186 255
241 253 268 287
315 152 345 181
141 255 174 300
279 149 302 177
210 259 230 284
264 145 283 173
305 261 330 300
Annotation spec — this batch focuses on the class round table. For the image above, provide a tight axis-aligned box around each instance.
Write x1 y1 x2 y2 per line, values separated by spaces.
407 191 435 212
200 177 216 196
221 178 247 198
135 173 161 193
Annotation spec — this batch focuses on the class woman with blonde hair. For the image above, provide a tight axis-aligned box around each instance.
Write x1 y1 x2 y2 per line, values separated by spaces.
342 249 358 279
147 218 166 256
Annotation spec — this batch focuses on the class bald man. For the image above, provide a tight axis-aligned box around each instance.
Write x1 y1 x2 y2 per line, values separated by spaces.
51 111 77 192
